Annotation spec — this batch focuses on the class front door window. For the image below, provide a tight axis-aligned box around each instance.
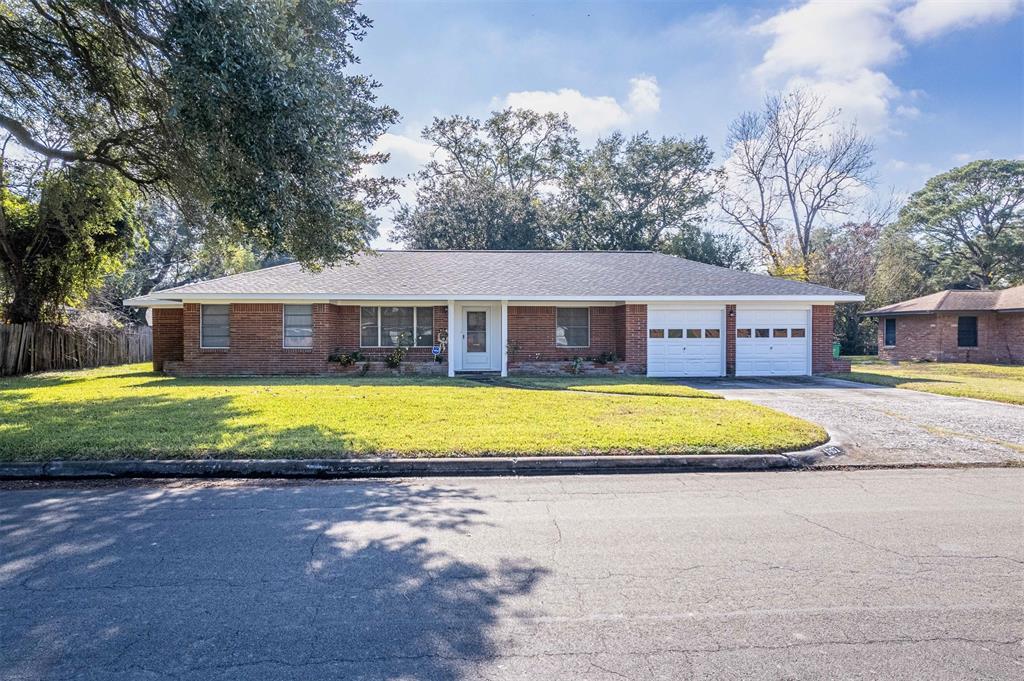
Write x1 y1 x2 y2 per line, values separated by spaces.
466 310 487 353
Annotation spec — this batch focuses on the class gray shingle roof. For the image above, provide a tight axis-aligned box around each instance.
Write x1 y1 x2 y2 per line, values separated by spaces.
132 250 862 302
864 284 1024 316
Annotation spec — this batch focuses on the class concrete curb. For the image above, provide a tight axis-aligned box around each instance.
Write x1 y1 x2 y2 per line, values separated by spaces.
0 451 825 480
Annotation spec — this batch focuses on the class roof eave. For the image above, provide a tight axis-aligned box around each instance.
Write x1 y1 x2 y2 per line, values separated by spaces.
124 292 865 306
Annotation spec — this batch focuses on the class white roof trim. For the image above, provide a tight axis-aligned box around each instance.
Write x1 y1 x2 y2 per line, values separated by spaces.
124 292 864 307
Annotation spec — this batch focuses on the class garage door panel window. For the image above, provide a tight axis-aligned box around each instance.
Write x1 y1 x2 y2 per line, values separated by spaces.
737 328 751 338
686 329 701 339
791 328 806 338
667 328 683 338
755 328 770 338
649 328 665 339
773 328 788 338
704 329 720 339
556 308 589 347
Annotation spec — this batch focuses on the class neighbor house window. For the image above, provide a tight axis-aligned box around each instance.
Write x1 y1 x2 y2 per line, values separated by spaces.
200 304 230 349
283 305 314 348
360 306 434 347
884 318 896 346
957 316 977 347
555 307 589 347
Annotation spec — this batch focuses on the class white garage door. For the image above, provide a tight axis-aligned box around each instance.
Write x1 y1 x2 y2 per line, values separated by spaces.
647 308 724 377
736 308 810 376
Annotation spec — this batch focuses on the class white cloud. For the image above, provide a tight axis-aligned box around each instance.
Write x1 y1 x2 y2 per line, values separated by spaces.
750 0 1021 135
371 132 436 166
898 0 1022 41
952 150 991 163
754 0 901 80
498 76 661 139
627 76 661 115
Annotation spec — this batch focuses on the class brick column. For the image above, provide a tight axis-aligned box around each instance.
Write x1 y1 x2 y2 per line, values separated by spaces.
151 308 184 371
812 304 837 374
725 304 736 376
623 304 647 374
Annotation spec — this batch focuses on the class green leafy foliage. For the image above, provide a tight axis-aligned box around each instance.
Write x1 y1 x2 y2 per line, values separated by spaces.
0 0 398 268
897 160 1024 288
556 132 717 251
0 163 139 323
396 110 728 264
327 349 364 366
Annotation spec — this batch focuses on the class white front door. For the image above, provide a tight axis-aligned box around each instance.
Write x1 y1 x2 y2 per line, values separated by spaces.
736 308 810 376
461 306 495 371
647 307 725 377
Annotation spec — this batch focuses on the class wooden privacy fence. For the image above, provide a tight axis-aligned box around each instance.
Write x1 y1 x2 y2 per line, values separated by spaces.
0 323 152 376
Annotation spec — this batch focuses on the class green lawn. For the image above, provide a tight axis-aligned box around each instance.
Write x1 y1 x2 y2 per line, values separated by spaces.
0 364 826 460
496 375 721 399
832 360 1024 405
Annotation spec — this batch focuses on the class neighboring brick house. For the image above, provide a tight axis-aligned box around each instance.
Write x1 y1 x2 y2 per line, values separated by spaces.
864 285 1024 364
126 251 862 377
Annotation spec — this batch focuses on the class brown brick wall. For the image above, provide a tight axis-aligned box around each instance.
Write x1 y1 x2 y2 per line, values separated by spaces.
171 303 449 375
623 304 647 374
725 304 736 376
878 311 1024 364
506 305 619 364
151 308 183 371
811 305 846 373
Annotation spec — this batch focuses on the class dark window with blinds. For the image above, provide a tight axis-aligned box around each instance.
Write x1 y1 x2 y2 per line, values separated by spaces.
957 316 977 347
884 318 896 346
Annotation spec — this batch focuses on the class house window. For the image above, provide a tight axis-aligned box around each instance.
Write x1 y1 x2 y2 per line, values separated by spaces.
283 305 314 348
555 307 589 347
957 316 978 347
360 306 434 347
200 304 230 349
884 318 896 346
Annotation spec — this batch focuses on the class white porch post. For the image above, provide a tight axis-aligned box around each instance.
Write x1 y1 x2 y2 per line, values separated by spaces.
500 299 509 377
447 299 457 377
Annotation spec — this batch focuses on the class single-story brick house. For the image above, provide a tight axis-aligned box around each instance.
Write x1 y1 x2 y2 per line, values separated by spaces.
125 250 862 378
864 284 1024 363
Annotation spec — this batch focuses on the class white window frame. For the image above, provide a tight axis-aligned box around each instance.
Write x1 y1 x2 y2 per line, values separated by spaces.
555 307 590 348
282 304 314 350
199 304 230 350
359 306 434 348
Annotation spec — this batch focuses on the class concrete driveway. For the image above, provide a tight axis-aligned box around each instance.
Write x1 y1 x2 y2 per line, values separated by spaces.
684 376 1024 466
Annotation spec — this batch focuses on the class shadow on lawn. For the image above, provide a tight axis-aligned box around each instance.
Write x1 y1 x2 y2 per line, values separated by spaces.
0 390 364 460
0 479 546 679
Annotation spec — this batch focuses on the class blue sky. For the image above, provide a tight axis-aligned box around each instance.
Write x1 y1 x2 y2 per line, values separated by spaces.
357 0 1024 247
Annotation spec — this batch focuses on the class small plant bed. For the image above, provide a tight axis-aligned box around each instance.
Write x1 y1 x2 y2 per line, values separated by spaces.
831 360 1024 406
498 376 722 399
0 364 826 460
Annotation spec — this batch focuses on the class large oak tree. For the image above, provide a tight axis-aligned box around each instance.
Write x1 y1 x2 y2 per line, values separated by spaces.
0 0 398 322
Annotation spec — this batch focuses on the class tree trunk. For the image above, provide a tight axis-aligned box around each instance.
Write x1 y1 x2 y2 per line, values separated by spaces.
5 277 42 324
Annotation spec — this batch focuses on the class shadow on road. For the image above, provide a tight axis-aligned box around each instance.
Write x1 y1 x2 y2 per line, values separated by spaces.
0 480 548 679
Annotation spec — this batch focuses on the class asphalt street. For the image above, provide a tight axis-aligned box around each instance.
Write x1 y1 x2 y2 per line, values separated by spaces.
2 469 1022 680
